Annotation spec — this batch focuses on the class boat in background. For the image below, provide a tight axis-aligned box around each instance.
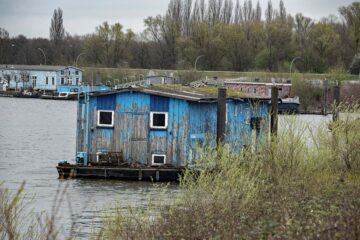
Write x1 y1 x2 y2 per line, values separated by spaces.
278 96 300 114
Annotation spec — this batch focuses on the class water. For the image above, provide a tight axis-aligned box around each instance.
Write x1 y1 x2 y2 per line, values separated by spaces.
0 97 177 238
0 97 332 237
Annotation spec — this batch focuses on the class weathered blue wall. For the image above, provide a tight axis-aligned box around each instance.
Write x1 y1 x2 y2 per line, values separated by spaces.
77 91 270 167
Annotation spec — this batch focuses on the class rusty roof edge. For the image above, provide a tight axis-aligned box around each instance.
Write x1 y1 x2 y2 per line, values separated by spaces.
89 87 271 102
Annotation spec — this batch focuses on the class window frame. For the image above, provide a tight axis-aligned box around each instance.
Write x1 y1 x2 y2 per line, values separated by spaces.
97 110 114 128
151 154 166 166
150 111 168 129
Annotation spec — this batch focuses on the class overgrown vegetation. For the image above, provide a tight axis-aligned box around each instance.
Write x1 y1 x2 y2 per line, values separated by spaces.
98 106 360 239
2 106 360 239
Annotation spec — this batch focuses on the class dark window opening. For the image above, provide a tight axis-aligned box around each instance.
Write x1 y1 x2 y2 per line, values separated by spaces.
151 112 168 128
153 113 165 126
152 154 166 165
52 77 55 85
46 77 48 84
98 111 113 126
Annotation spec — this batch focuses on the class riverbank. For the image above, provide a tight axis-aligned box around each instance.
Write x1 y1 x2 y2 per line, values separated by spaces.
1 104 359 238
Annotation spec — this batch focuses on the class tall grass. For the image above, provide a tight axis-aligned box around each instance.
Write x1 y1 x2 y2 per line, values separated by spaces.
98 106 360 239
2 106 360 239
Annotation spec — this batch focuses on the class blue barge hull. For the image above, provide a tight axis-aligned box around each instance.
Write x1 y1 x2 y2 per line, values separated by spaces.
56 165 183 181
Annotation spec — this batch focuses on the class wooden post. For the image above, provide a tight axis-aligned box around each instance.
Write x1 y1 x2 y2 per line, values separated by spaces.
323 80 328 115
271 86 278 135
333 85 340 122
217 87 227 146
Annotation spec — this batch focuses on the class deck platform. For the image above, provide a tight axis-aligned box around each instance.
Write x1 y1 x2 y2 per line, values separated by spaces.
56 164 183 181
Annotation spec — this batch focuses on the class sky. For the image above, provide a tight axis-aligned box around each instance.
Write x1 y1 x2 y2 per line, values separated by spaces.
0 0 355 38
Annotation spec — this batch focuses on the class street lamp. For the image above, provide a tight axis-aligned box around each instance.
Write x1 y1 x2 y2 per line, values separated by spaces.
37 48 46 65
194 55 204 71
75 52 86 67
289 56 301 78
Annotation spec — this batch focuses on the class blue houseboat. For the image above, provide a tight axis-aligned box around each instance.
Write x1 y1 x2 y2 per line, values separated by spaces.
57 85 271 181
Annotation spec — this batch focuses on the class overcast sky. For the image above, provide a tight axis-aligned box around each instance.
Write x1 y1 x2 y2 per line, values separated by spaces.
0 0 354 38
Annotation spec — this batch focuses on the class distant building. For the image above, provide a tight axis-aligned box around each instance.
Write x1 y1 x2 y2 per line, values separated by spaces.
225 81 292 98
0 65 82 91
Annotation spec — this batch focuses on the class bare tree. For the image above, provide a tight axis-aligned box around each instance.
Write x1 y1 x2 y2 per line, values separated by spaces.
242 0 253 23
279 0 287 21
265 0 275 22
182 0 193 37
255 1 262 21
234 0 241 24
208 0 223 26
221 0 233 24
50 8 65 46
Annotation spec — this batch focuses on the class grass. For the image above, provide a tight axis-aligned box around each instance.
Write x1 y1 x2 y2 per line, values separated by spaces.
2 105 360 239
97 105 360 239
153 84 250 98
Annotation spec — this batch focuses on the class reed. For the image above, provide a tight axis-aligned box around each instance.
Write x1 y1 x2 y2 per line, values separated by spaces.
98 106 360 239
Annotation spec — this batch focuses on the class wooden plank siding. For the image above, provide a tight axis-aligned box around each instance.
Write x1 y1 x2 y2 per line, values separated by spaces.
78 89 270 167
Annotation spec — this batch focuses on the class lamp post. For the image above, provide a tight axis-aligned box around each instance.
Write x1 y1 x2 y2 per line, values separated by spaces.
194 55 204 71
75 52 86 67
37 48 46 65
289 56 301 78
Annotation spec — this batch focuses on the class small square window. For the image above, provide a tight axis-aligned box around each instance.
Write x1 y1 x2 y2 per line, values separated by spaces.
75 70 79 75
150 112 168 129
97 110 114 127
151 154 166 165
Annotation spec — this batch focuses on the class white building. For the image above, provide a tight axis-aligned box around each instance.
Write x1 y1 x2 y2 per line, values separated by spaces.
0 65 82 91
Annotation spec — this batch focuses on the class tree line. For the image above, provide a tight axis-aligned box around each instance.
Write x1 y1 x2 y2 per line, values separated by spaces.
0 1 359 74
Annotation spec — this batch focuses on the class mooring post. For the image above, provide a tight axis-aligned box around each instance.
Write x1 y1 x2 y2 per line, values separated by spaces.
270 86 278 135
323 80 328 115
217 87 227 146
333 85 340 122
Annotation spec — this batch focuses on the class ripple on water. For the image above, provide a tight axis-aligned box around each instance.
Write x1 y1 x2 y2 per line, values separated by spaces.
0 97 179 239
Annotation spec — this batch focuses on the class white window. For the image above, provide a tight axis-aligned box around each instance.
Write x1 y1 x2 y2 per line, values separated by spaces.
97 110 114 127
151 154 166 165
150 112 168 129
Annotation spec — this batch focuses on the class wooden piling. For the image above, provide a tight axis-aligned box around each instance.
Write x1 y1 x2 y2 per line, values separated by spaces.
217 87 227 145
323 80 328 115
333 85 340 122
270 86 278 135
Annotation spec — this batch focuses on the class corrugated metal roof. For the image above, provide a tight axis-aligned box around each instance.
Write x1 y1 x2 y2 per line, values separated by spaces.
91 85 271 102
0 64 82 72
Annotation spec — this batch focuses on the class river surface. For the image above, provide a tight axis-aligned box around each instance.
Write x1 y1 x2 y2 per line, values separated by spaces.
0 97 332 238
